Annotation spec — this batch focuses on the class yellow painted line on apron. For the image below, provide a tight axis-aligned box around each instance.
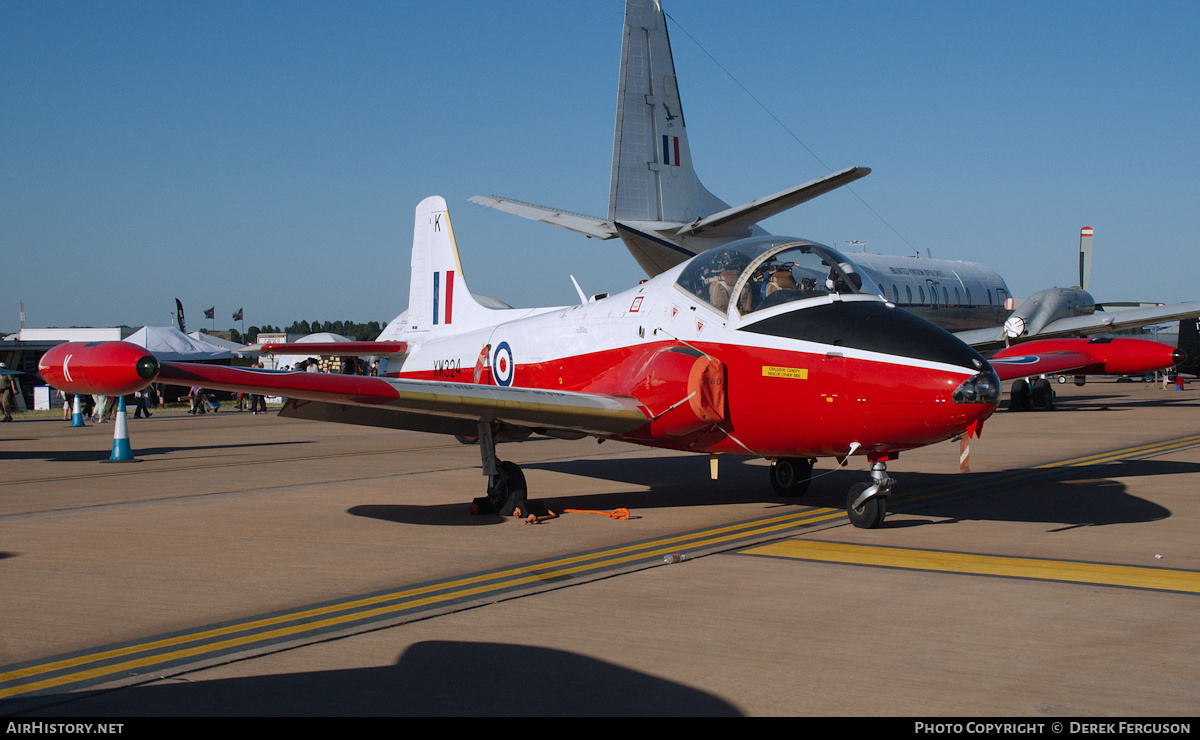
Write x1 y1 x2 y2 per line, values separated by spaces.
741 540 1200 594
0 505 844 699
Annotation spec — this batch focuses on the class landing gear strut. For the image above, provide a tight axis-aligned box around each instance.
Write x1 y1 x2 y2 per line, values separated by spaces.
770 457 815 497
470 420 528 516
846 459 894 529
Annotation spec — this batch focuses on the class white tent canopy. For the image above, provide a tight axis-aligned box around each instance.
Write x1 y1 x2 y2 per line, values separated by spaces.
299 332 354 344
189 331 249 355
126 326 231 362
267 332 354 370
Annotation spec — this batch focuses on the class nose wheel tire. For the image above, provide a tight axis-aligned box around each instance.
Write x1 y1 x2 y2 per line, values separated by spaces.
846 482 887 529
770 457 814 497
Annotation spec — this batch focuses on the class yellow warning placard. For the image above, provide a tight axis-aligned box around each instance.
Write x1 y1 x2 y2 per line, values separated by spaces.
762 366 808 379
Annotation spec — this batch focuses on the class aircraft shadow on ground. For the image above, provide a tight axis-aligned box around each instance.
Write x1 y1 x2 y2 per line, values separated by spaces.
16 640 741 717
0 440 309 463
1012 390 1198 413
350 452 1180 529
875 459 1177 528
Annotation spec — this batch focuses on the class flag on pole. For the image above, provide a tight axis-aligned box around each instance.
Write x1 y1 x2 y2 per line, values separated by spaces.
232 308 243 321
175 299 186 332
204 307 214 319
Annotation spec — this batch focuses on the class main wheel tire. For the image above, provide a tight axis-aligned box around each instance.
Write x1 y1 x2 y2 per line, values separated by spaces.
1031 378 1054 410
486 460 528 517
846 482 886 529
1009 379 1031 411
770 457 814 497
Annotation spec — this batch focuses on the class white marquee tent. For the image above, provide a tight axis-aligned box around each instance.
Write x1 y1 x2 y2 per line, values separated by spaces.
126 326 231 362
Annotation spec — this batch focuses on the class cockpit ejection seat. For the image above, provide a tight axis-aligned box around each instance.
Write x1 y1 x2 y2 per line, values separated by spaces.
765 266 797 297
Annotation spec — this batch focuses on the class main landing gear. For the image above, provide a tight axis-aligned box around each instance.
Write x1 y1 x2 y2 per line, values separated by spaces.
770 457 815 497
470 421 528 516
1009 377 1054 411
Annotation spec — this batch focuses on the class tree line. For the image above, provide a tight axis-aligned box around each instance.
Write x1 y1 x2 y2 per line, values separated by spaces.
223 320 387 344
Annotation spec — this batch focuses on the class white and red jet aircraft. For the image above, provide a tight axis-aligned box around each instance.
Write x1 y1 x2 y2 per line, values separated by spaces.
46 196 1014 528
474 0 1191 410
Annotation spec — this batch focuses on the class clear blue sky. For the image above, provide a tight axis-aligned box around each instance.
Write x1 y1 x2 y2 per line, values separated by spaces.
4 1 1198 333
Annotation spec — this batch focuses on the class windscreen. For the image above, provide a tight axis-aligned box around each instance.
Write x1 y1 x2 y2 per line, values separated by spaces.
675 238 878 316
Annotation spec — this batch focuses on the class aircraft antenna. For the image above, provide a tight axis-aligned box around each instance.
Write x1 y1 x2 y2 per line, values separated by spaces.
664 10 920 257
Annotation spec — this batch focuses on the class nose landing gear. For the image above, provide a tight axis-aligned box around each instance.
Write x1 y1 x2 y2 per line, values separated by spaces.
846 459 894 529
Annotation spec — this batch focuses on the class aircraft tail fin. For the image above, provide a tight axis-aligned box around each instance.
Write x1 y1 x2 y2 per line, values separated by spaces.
608 0 730 226
469 0 870 279
406 196 495 336
1079 226 1093 291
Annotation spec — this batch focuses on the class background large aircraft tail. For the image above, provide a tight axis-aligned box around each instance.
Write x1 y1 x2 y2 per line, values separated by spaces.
405 196 496 336
469 0 868 277
1079 226 1093 291
608 0 729 227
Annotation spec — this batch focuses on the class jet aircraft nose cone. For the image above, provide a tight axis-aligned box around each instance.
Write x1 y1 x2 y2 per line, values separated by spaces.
1173 348 1187 366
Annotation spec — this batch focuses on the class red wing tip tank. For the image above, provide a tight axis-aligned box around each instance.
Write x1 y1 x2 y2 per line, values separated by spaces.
39 341 160 397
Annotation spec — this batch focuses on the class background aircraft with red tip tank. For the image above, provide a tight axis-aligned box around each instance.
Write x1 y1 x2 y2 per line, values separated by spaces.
42 195 1010 529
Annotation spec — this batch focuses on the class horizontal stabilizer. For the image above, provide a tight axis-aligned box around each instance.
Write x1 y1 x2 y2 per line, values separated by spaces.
468 196 618 240
674 166 871 238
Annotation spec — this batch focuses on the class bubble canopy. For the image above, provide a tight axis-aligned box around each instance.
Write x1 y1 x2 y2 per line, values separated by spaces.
674 237 883 318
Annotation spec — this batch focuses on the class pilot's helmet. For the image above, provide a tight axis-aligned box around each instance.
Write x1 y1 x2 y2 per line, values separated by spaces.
714 249 750 273
840 263 863 289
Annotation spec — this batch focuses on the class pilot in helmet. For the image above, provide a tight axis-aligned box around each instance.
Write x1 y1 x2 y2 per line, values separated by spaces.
709 250 751 311
827 262 863 293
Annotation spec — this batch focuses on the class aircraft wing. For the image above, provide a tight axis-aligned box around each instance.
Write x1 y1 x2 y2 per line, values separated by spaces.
156 362 648 438
467 196 618 240
673 167 870 238
958 301 1200 351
